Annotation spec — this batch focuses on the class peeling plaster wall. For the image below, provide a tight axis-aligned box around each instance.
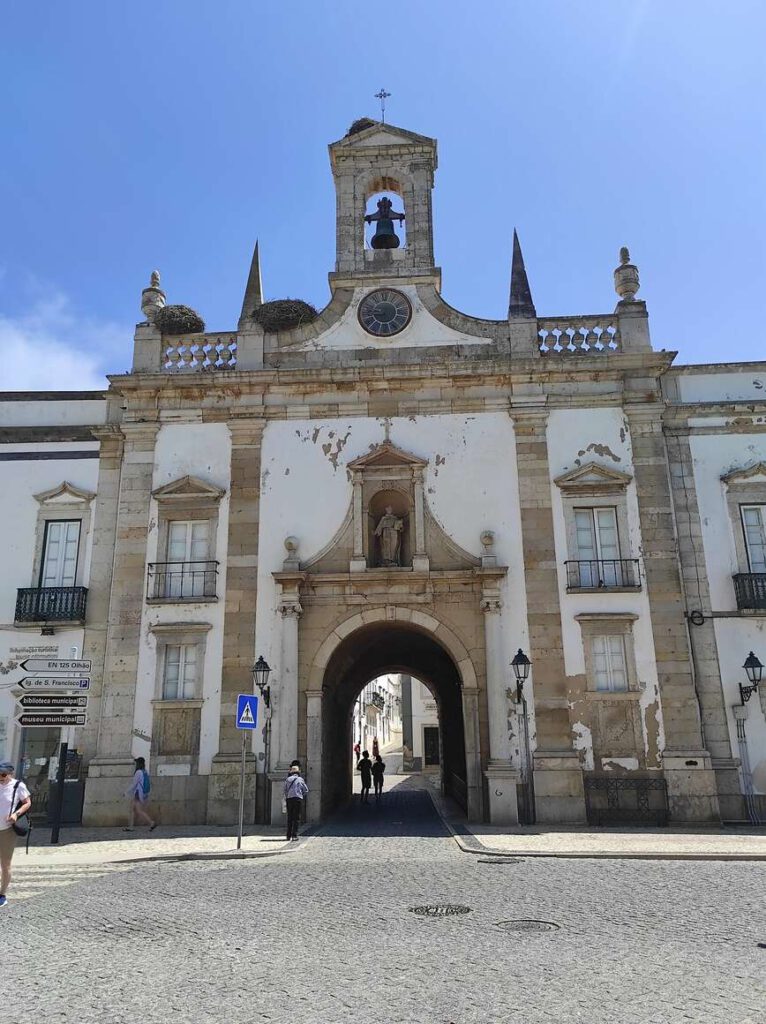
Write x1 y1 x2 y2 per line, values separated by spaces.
255 412 533 756
132 423 231 773
672 370 766 404
547 408 665 770
289 286 492 352
690 430 766 792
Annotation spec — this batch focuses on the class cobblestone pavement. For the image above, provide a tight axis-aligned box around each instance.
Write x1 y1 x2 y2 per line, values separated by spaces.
3 784 765 1024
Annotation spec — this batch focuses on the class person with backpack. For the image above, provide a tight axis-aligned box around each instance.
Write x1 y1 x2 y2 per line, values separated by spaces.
357 749 373 804
283 765 308 841
124 756 156 831
0 760 32 908
371 754 386 800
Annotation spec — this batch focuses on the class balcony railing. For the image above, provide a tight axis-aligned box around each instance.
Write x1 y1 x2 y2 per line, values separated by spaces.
147 561 219 601
565 559 641 590
733 572 766 610
15 586 88 624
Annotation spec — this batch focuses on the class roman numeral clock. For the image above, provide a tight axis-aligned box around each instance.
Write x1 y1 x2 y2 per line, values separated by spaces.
358 288 412 337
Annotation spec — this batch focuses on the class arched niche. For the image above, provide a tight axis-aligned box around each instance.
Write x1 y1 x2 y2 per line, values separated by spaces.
368 487 411 568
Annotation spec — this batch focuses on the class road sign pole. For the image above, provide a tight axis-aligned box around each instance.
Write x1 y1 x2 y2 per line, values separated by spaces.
237 729 246 851
50 739 68 845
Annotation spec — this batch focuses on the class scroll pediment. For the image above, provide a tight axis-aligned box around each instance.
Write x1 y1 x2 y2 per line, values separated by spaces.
347 441 427 471
152 475 225 503
554 461 632 493
34 481 95 505
722 462 766 485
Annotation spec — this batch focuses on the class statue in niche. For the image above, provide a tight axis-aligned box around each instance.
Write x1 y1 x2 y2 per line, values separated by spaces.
374 506 404 566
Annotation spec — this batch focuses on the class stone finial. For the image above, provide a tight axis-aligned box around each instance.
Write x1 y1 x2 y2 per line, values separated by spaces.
480 529 497 567
508 230 536 319
283 535 300 570
141 270 166 324
614 246 640 302
239 240 264 324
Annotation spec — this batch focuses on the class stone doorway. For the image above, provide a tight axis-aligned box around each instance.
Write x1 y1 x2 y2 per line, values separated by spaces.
310 620 481 822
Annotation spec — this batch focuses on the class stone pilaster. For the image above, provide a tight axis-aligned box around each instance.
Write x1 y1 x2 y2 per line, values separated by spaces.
207 420 265 825
275 590 302 772
83 422 159 825
665 425 741 820
480 584 518 825
512 408 586 823
305 688 323 822
624 406 720 822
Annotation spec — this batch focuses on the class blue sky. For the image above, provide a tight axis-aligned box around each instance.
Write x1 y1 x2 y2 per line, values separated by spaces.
1 1 764 389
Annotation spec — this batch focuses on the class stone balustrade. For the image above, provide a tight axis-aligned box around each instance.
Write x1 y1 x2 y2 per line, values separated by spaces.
162 333 238 370
538 316 621 355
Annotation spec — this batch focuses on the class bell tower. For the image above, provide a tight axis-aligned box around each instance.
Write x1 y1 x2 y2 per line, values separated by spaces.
328 119 438 285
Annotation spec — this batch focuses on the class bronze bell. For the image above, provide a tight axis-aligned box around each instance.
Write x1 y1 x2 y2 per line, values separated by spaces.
365 196 405 250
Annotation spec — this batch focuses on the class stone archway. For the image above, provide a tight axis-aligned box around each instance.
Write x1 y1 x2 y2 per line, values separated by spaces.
305 608 482 823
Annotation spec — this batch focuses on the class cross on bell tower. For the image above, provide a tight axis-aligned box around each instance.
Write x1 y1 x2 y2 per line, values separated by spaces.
328 119 438 283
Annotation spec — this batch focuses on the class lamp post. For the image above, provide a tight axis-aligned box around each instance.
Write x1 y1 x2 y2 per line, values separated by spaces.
251 656 272 825
511 648 535 825
739 651 763 705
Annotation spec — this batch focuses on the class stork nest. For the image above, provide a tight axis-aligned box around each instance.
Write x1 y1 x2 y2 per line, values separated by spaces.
347 117 377 136
250 299 319 333
154 304 205 335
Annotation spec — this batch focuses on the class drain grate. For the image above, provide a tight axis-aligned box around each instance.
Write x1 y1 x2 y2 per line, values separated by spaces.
494 919 559 932
409 904 472 918
477 857 522 865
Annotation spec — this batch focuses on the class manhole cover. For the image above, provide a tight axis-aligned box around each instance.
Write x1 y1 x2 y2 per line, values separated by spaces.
409 904 472 918
477 857 522 865
494 919 559 932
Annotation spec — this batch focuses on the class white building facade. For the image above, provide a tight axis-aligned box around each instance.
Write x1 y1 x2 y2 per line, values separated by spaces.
1 119 765 828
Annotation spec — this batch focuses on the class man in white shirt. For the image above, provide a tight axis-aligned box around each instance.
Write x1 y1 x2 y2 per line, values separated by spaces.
0 760 32 908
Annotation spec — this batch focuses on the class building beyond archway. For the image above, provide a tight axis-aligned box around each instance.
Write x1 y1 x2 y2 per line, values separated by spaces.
315 622 477 820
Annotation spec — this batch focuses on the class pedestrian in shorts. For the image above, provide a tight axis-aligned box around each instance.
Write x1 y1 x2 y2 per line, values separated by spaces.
0 761 32 908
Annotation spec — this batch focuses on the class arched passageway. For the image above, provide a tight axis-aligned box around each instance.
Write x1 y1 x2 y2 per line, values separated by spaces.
320 622 470 818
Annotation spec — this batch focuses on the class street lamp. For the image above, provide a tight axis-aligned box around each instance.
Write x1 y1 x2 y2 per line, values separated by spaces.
252 656 272 708
511 648 531 704
739 651 763 705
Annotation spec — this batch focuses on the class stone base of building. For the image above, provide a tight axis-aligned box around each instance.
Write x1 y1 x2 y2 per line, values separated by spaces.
82 757 137 826
532 750 587 824
663 750 721 823
484 763 519 825
713 758 747 822
206 752 257 825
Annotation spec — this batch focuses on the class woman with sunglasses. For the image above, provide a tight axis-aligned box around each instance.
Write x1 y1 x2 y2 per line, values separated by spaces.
0 760 32 908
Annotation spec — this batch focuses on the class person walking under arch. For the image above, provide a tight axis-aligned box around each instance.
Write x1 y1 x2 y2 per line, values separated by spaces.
357 749 372 804
371 754 386 800
283 765 308 841
0 761 31 908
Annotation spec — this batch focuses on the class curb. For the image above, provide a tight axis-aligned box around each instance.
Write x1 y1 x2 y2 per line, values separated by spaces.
425 793 766 863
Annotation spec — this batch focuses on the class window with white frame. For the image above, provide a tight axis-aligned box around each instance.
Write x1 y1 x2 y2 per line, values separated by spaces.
40 519 81 588
590 634 629 692
741 505 766 572
574 507 621 586
164 519 211 598
162 644 198 700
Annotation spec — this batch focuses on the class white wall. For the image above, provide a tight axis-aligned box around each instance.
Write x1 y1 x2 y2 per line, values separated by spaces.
671 369 766 405
132 423 232 773
0 397 106 427
547 408 665 769
690 430 766 792
411 679 438 762
255 412 531 762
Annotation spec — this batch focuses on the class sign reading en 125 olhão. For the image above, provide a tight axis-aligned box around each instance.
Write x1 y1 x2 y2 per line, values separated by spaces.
235 694 258 730
16 677 90 691
20 658 91 674
16 713 87 728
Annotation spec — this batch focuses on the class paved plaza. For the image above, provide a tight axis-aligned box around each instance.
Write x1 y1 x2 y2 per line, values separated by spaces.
3 779 765 1023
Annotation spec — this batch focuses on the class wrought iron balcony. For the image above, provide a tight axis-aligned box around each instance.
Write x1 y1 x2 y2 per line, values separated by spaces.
565 559 641 591
733 572 766 610
147 560 219 601
15 586 88 624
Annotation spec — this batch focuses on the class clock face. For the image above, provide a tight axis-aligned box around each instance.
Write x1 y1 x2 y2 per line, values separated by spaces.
358 289 412 337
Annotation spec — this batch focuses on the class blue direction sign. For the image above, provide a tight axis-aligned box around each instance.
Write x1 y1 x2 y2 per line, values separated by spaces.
236 694 258 730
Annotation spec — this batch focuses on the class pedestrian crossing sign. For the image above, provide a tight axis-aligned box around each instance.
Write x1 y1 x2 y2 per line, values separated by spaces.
236 694 258 730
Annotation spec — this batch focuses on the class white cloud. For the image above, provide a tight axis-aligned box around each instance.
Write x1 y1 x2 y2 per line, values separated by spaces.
0 291 130 391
